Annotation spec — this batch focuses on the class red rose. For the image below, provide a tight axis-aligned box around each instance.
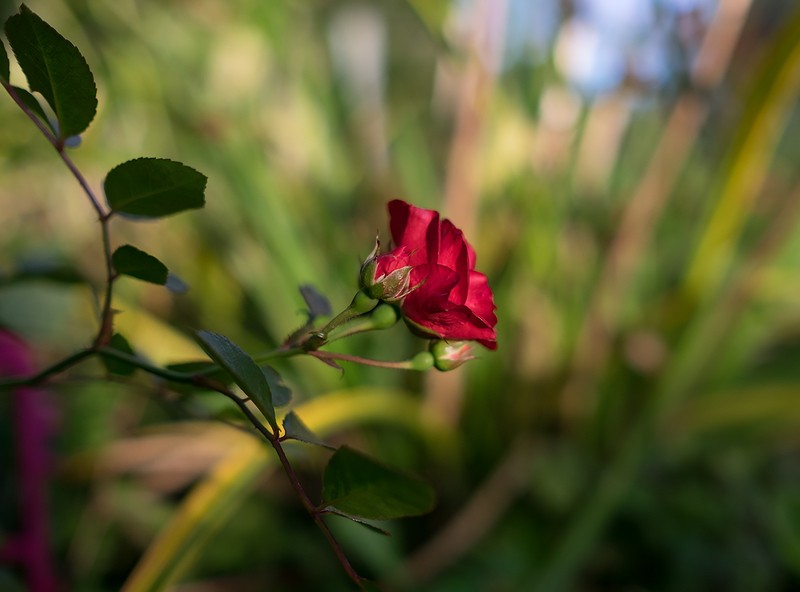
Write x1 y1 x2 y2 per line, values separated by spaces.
363 200 497 350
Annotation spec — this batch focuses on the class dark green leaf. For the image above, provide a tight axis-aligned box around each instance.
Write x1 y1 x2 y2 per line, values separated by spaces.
194 331 277 430
112 245 168 285
165 360 232 383
4 4 97 137
282 410 333 449
326 511 391 536
322 446 435 520
0 39 9 81
261 365 291 407
11 86 55 133
162 361 233 395
0 256 85 285
104 158 206 218
100 334 137 376
299 284 332 318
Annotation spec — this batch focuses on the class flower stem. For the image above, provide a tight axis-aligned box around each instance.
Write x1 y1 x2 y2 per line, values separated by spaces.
269 437 367 590
310 350 434 371
316 291 377 340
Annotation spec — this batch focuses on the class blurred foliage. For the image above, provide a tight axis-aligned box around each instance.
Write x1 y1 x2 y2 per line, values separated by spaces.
4 0 800 590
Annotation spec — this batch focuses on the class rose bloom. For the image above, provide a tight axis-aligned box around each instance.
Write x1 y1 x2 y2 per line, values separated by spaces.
364 200 497 350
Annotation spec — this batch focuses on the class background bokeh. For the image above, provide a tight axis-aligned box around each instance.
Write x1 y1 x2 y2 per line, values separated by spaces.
3 0 800 590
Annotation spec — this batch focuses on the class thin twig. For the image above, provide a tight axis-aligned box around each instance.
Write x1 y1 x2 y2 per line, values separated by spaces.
309 350 417 370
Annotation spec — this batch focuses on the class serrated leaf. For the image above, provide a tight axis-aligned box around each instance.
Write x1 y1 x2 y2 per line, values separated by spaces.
5 4 97 138
104 158 207 218
322 446 435 520
261 365 291 407
0 39 9 81
100 333 137 376
194 331 277 431
112 245 168 285
282 410 332 449
299 284 332 319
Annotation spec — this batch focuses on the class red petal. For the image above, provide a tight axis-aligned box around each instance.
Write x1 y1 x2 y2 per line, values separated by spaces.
374 246 412 278
388 200 439 266
439 219 471 304
408 264 459 303
464 271 497 327
403 265 497 349
404 303 497 346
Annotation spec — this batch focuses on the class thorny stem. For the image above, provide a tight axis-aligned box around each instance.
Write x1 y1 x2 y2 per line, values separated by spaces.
1 81 116 347
270 436 367 590
198 377 366 590
2 78 372 590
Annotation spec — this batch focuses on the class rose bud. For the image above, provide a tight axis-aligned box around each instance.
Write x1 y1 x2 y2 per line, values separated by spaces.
429 340 475 371
359 236 416 302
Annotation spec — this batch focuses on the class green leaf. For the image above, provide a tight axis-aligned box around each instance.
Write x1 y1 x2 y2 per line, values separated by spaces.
261 365 291 407
194 331 277 431
2 256 85 285
10 86 55 133
162 361 233 396
322 446 435 520
282 410 332 449
112 245 169 285
4 4 97 138
100 333 137 376
299 284 332 319
0 39 9 81
326 511 391 536
105 158 207 218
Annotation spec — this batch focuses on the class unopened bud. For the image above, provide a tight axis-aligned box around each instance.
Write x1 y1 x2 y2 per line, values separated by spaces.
430 340 474 371
359 235 416 302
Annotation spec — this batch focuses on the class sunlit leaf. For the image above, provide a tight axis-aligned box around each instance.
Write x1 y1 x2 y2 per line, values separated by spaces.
194 331 277 431
100 333 137 376
4 4 97 138
322 446 435 520
112 245 168 285
105 158 206 218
